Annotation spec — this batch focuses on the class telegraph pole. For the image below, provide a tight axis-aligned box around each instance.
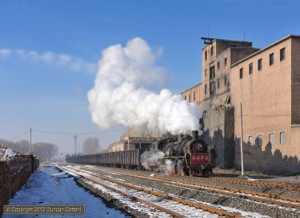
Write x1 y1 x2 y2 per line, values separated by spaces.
29 128 32 154
74 135 77 155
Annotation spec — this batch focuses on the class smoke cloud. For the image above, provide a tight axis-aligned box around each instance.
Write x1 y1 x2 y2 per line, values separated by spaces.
88 37 203 135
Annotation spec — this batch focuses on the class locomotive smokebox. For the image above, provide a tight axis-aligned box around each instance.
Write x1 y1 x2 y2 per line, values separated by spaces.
192 130 198 139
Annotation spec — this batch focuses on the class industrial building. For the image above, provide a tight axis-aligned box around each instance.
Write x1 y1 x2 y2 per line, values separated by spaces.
108 128 160 152
181 35 300 173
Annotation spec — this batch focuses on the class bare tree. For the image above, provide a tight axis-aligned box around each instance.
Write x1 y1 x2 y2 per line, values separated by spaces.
16 140 30 154
32 142 58 162
0 139 29 154
82 137 100 154
0 139 58 162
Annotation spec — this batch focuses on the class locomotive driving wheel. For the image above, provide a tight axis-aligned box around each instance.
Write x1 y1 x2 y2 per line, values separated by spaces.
184 153 192 176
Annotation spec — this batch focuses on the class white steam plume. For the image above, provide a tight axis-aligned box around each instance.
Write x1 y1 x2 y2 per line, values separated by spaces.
140 150 165 170
88 37 203 135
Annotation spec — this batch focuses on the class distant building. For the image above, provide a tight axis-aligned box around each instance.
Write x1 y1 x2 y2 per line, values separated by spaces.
180 82 202 105
108 128 160 152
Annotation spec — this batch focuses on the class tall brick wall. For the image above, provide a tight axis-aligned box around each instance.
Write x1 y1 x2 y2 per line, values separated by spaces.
291 38 300 124
230 36 300 173
289 37 300 173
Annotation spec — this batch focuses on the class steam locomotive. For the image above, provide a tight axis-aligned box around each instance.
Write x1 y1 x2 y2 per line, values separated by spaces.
66 130 212 176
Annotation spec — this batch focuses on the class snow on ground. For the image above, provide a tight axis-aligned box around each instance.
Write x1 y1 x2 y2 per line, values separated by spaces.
3 166 130 218
4 164 276 218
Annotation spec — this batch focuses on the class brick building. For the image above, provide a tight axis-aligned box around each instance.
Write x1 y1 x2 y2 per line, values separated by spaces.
231 35 300 173
200 38 259 169
180 82 202 105
181 35 300 173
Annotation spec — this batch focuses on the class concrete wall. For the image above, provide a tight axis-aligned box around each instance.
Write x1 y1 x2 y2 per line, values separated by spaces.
200 96 235 168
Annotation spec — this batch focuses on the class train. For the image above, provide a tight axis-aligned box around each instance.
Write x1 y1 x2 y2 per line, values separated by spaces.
66 130 213 176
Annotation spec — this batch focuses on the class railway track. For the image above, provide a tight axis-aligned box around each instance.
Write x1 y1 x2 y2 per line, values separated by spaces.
60 164 300 217
60 165 242 217
81 165 300 210
207 176 300 191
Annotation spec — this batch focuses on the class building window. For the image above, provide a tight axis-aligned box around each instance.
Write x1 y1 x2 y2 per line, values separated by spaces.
211 46 214 56
217 61 220 69
269 133 275 145
239 68 243 79
184 96 186 100
217 78 220 89
193 91 196 100
188 94 191 102
256 135 263 146
249 63 253 75
269 53 274 66
224 75 228 86
210 81 215 95
205 51 207 60
248 136 253 145
280 47 285 61
280 132 286 144
210 65 215 79
205 84 207 94
258 58 262 71
224 57 227 66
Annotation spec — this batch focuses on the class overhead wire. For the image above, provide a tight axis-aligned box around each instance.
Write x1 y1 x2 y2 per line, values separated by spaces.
32 128 124 136
8 130 30 140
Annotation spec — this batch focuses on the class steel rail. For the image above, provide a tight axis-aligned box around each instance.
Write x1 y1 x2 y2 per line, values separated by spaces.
63 165 242 218
61 166 185 218
207 176 300 191
85 166 300 208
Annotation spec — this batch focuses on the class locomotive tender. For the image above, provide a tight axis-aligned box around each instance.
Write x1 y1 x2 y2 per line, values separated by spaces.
66 130 212 176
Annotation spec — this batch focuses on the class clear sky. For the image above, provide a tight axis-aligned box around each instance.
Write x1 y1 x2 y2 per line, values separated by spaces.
0 0 299 154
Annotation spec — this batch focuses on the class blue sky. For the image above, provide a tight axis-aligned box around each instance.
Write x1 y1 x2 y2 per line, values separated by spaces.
0 0 299 154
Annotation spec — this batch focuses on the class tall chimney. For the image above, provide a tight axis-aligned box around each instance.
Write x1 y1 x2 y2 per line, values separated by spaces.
192 130 198 139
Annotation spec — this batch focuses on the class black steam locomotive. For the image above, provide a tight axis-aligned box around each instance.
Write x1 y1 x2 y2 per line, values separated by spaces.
66 130 212 176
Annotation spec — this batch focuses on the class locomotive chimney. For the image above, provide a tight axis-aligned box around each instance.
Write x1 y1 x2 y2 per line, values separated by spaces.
178 134 184 142
192 130 198 139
